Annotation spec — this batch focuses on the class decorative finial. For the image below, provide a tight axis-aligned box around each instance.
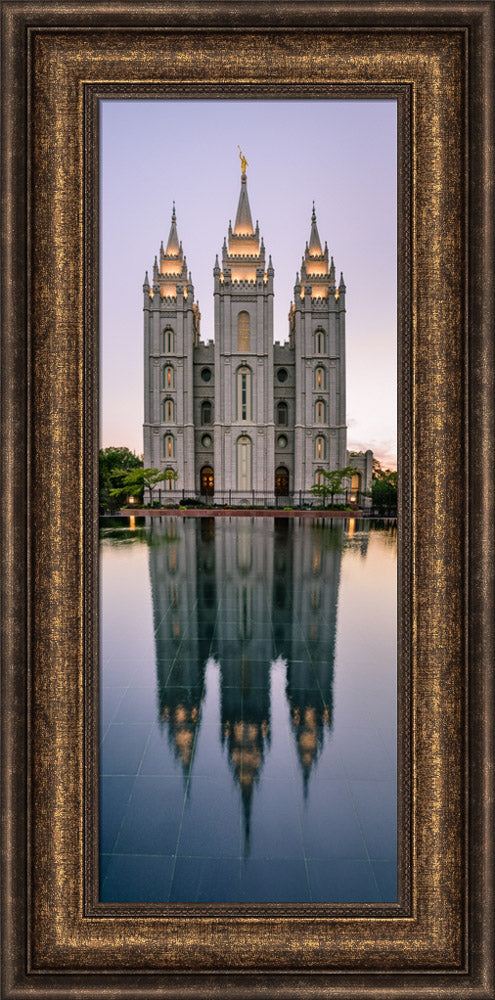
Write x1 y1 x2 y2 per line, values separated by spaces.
312 201 316 220
172 200 176 218
237 145 248 175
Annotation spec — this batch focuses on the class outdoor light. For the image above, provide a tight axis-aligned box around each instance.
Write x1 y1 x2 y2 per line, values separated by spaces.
128 495 135 505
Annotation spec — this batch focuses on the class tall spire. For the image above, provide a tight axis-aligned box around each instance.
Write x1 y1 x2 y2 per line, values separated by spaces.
217 153 270 288
308 201 322 256
234 175 254 236
152 200 190 297
166 202 180 255
294 204 340 301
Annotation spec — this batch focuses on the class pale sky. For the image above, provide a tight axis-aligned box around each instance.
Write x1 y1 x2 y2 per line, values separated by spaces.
101 100 397 469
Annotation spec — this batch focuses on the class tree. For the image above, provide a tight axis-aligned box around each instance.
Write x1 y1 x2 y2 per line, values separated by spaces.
309 465 358 508
99 447 143 512
110 467 176 507
371 462 397 514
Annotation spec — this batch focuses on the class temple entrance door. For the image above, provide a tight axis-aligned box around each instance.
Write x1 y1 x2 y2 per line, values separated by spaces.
201 466 214 495
275 467 289 496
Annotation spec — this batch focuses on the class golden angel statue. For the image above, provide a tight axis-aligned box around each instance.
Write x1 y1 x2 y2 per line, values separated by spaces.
237 145 248 175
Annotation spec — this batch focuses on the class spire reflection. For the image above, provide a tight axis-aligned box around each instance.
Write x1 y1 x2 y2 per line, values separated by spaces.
274 518 342 790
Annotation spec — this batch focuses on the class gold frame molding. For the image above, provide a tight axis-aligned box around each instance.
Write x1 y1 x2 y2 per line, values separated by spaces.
1 2 494 997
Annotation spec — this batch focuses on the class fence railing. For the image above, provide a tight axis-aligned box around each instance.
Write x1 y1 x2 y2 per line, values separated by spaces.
141 488 377 511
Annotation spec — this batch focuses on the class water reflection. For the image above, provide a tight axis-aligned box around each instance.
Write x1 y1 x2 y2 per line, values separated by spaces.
100 516 397 902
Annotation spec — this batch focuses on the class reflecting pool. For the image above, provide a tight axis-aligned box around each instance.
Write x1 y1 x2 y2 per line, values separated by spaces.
100 515 397 903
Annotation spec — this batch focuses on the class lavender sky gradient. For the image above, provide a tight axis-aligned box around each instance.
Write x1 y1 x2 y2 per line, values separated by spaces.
101 100 397 468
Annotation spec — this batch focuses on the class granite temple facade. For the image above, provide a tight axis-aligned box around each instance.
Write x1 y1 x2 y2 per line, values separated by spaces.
143 165 373 503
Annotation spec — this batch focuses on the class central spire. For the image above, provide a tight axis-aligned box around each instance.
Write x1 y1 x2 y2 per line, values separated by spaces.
216 153 271 287
234 174 254 236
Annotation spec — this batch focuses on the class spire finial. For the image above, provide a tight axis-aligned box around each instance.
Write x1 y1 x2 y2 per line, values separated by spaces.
165 204 180 255
237 145 248 175
308 203 322 256
233 160 254 235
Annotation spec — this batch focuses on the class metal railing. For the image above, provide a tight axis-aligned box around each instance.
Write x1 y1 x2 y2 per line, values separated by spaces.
144 488 375 511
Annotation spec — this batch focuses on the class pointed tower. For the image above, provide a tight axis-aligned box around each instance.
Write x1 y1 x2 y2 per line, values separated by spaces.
289 205 347 492
143 205 200 496
213 159 275 498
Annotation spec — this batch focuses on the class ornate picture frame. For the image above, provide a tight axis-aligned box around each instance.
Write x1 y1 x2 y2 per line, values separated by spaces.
1 2 494 997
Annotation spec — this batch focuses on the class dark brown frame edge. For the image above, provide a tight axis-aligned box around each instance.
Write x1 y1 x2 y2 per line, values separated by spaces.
83 79 412 922
1 2 493 999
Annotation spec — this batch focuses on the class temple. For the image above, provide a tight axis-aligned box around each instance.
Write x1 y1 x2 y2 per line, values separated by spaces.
143 165 372 503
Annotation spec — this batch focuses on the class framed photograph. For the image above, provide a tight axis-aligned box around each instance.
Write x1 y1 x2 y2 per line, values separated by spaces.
1 2 494 998
97 96 399 910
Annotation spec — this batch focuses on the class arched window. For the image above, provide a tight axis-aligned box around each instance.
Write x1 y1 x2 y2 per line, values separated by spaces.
238 311 250 351
315 436 326 460
315 468 325 485
315 328 326 354
315 366 326 389
237 435 252 490
164 467 176 491
162 398 175 422
162 365 175 389
163 434 175 459
201 400 212 425
277 401 288 425
315 399 326 424
237 366 252 421
162 327 175 353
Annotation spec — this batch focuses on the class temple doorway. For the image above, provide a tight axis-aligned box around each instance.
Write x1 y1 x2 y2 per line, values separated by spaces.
275 467 289 496
200 466 214 495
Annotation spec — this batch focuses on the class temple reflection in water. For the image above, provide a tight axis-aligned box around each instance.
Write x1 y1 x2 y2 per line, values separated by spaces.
149 516 359 845
100 515 397 903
